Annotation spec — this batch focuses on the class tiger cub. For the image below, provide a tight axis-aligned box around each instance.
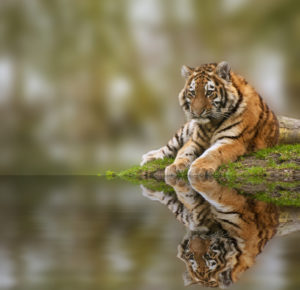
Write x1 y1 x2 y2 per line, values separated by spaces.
141 177 279 287
141 62 279 176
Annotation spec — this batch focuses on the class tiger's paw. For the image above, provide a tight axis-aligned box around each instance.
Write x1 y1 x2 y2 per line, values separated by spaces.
188 175 217 192
165 158 189 176
140 185 164 201
165 175 188 188
140 149 164 166
188 161 216 178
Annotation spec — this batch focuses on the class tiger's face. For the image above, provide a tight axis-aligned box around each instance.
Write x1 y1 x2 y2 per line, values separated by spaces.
177 233 241 288
179 62 237 122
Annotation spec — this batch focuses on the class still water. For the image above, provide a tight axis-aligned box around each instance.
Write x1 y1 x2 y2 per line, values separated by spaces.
0 176 299 290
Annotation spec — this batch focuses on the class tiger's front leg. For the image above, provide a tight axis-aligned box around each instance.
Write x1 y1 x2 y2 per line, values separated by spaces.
140 121 194 166
165 139 205 176
188 140 246 177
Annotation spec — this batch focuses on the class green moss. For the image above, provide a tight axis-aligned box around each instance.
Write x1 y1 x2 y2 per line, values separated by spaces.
215 144 300 182
253 144 300 160
177 169 189 179
102 159 175 192
103 144 300 207
118 158 174 178
105 144 299 185
245 166 266 176
241 190 300 207
105 170 117 180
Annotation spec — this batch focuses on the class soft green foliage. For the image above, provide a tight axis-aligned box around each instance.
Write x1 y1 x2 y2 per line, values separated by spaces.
118 158 174 178
105 170 117 180
253 144 300 160
105 145 300 206
113 144 300 182
242 190 300 207
104 158 175 192
216 144 300 182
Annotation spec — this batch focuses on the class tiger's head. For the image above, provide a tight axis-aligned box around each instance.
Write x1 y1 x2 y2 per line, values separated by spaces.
179 61 239 123
177 231 245 288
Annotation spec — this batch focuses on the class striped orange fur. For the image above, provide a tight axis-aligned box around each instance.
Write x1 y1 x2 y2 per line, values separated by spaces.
141 61 279 176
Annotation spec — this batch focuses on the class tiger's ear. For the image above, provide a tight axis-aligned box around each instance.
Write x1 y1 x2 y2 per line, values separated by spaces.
216 61 231 81
181 65 194 79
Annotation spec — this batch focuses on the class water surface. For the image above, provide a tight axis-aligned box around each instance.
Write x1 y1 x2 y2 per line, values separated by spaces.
0 176 299 290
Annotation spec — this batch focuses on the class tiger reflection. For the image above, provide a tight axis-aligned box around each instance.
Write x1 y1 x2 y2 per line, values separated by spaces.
141 177 280 288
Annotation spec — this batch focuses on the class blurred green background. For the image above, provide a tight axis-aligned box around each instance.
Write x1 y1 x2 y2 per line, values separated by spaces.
0 0 299 174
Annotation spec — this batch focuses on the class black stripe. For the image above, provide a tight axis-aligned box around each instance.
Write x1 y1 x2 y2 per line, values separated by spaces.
193 147 202 157
258 239 266 253
175 203 184 216
213 88 239 131
182 101 189 109
219 86 225 107
216 210 240 215
258 94 264 111
220 218 241 229
197 130 206 142
252 104 270 140
216 126 248 142
186 125 190 137
216 121 242 134
230 90 243 115
192 139 205 152
230 237 242 265
199 124 209 141
223 88 228 108
166 199 175 206
216 209 249 224
196 207 210 220
167 144 175 153
175 133 180 145
214 116 227 131
195 197 205 206
180 129 184 145
229 79 243 116
248 110 264 134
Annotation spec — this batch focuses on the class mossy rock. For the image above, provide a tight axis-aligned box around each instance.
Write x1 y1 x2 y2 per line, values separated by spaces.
103 144 300 206
111 144 300 182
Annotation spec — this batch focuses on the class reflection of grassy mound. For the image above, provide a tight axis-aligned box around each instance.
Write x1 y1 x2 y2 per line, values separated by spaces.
231 181 300 207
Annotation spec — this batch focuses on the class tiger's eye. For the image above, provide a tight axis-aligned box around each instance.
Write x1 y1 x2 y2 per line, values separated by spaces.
206 90 214 96
205 80 215 96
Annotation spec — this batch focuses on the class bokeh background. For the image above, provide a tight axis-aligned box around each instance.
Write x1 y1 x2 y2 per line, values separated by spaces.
0 0 299 174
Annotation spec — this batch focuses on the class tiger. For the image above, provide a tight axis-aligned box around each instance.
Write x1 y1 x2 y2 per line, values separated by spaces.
141 61 279 176
141 176 280 288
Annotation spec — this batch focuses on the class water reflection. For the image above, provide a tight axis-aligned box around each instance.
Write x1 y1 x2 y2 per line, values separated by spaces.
141 176 300 288
0 176 299 289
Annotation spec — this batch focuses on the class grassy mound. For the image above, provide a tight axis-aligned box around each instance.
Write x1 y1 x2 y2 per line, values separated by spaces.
103 144 300 206
106 144 300 181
